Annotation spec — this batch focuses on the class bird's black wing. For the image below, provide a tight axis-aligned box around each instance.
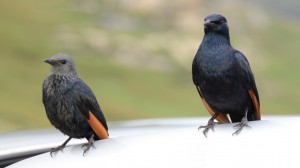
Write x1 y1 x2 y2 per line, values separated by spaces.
71 79 109 139
234 51 261 120
192 56 201 87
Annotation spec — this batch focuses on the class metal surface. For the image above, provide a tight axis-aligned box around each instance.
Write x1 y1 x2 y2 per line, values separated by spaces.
3 116 300 168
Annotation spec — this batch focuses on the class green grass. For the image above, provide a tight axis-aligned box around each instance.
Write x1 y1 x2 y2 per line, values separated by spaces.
0 0 300 132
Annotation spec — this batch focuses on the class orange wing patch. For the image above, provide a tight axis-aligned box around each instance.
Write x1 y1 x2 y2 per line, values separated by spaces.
248 89 261 120
84 111 109 139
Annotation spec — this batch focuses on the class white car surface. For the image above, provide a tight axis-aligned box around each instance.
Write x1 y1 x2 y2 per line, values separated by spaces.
2 116 300 168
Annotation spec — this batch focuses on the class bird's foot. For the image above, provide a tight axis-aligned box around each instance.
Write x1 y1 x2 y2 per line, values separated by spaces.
232 117 251 136
50 145 65 157
81 137 95 156
198 121 217 138
50 137 72 157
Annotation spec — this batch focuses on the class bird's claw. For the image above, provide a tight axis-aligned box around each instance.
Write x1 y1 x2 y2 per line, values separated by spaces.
81 141 95 156
50 146 64 157
49 137 72 157
198 121 217 138
232 117 251 136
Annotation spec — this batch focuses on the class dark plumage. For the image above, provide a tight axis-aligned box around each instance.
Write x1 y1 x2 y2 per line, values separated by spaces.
43 53 109 156
192 14 261 137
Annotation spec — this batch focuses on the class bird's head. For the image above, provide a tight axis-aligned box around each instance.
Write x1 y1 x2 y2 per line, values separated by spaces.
203 14 229 36
44 53 77 76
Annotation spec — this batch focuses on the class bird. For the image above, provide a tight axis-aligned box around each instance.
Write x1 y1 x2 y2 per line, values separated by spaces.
192 14 261 137
42 53 109 156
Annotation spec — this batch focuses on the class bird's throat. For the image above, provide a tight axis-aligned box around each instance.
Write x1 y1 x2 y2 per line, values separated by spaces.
203 33 231 47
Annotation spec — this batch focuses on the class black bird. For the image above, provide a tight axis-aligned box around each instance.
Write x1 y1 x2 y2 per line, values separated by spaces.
192 14 261 137
43 53 109 156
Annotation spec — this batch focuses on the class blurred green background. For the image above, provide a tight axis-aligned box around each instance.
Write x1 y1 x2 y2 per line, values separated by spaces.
0 0 299 132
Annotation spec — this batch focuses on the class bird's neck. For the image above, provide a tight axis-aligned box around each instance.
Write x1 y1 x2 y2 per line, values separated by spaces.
202 32 231 48
50 68 78 78
50 71 78 80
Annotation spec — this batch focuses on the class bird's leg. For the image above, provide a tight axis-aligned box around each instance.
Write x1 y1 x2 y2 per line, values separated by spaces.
198 112 219 138
50 137 72 157
81 134 95 156
232 109 251 136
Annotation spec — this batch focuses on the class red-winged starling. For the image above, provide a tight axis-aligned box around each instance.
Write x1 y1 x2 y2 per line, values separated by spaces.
192 14 261 137
43 53 109 156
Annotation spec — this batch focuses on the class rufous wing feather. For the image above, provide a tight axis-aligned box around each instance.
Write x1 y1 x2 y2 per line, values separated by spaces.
248 89 261 120
84 111 109 139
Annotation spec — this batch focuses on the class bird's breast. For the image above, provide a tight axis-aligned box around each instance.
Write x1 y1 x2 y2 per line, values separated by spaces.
199 53 234 77
43 77 91 138
196 47 241 96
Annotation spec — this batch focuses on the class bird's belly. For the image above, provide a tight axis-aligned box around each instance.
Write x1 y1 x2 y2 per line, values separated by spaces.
46 106 92 138
199 73 249 113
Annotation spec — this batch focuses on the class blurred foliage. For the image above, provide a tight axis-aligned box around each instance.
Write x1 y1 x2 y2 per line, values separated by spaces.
0 0 299 132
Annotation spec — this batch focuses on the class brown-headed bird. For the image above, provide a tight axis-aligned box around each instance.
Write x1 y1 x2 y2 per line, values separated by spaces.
43 53 109 156
192 14 261 137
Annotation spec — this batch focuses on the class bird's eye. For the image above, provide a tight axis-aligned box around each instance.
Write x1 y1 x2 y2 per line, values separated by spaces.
61 60 67 64
211 20 223 24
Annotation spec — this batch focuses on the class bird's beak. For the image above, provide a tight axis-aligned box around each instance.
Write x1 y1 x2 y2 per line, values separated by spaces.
204 19 211 27
44 58 56 65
